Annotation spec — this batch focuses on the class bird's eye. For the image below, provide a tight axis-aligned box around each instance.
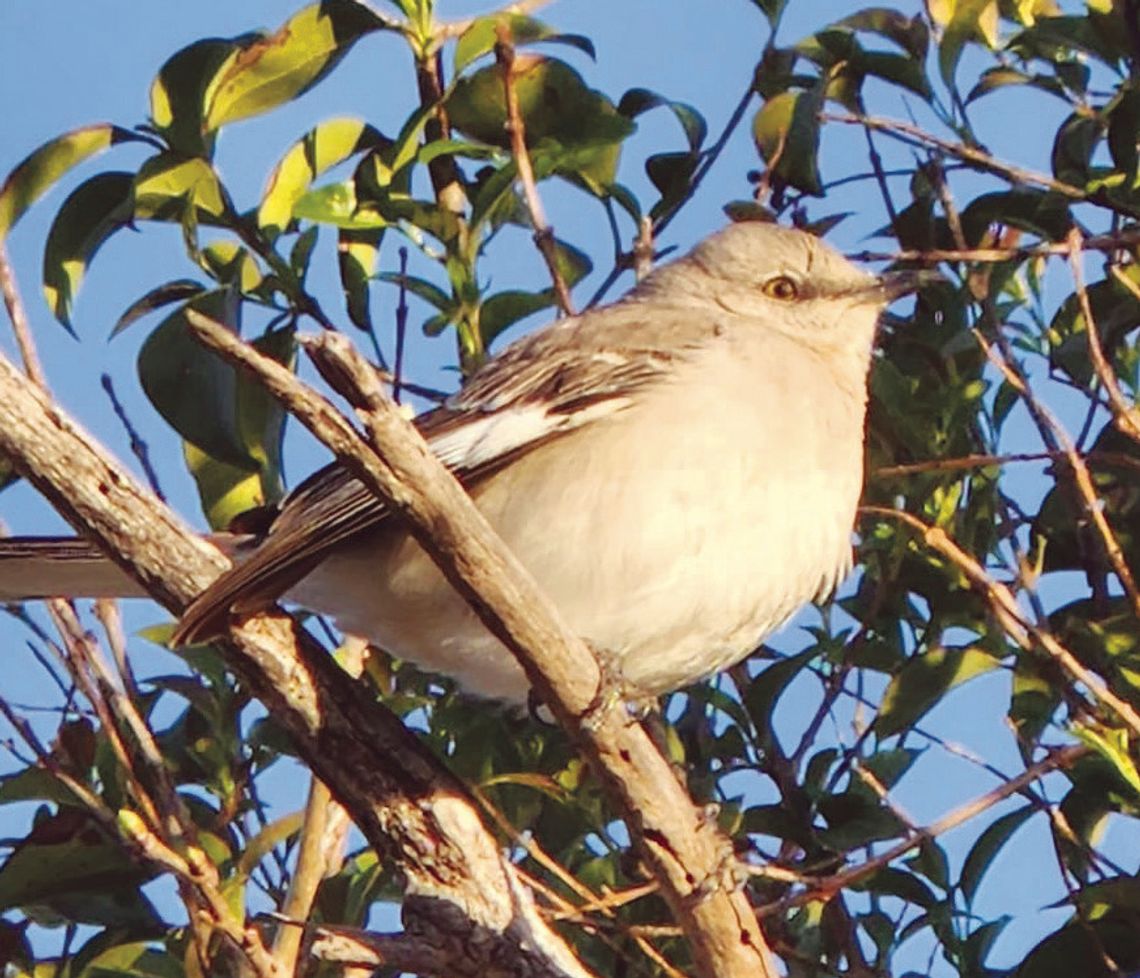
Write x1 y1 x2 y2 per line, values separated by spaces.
762 275 799 301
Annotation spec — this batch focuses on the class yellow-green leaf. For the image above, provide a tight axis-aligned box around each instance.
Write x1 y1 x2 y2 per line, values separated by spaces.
258 117 388 235
134 154 228 221
150 37 247 157
0 124 138 240
203 0 390 131
752 84 826 196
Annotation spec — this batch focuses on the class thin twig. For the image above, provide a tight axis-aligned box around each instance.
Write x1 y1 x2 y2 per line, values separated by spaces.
0 242 47 389
1067 229 1140 444
494 24 575 316
100 373 165 501
974 325 1140 619
825 112 1088 201
756 744 1087 915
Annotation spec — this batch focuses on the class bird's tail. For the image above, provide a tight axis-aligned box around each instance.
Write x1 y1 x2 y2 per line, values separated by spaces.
0 535 249 602
0 538 147 600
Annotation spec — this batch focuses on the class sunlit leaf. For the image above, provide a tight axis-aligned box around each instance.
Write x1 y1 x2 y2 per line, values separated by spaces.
752 84 826 196
149 37 251 156
338 227 384 331
0 124 140 240
203 0 391 131
133 153 228 221
258 117 389 236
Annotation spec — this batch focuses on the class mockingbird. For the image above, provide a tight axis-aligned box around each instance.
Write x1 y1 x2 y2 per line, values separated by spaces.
0 220 922 703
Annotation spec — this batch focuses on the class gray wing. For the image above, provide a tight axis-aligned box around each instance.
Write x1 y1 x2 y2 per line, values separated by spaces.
172 299 689 644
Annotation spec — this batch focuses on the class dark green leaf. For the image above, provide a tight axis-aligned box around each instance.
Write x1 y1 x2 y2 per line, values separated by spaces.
113 280 206 337
338 227 383 331
0 124 140 240
0 812 157 928
744 650 816 750
137 289 252 467
618 88 707 150
447 55 634 188
850 866 937 908
1015 909 1140 978
875 646 1002 738
833 7 930 60
960 803 1034 905
42 172 135 330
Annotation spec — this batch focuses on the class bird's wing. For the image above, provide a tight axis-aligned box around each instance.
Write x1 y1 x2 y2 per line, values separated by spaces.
173 305 685 644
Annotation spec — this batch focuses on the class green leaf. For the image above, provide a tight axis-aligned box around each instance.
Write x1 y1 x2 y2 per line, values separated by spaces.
875 646 1002 738
0 812 157 928
618 88 707 151
0 124 139 240
137 289 252 467
113 280 205 337
453 13 596 75
959 803 1034 905
83 941 183 978
744 650 816 751
183 325 295 528
938 0 999 90
41 172 135 330
850 866 937 908
1072 724 1140 796
377 271 451 310
752 83 825 196
198 240 264 293
258 117 389 236
149 37 251 157
293 181 387 229
447 55 634 187
833 7 930 60
203 0 391 131
133 153 228 222
234 810 304 881
750 0 788 29
1015 909 1140 978
0 768 87 807
338 227 384 331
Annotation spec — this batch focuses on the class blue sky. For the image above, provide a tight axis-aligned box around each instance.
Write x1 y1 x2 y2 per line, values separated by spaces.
0 1 1128 974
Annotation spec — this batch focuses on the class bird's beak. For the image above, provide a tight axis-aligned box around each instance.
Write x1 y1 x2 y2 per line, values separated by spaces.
876 268 943 301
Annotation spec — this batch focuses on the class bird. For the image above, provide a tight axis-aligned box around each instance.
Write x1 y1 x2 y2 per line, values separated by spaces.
0 220 922 704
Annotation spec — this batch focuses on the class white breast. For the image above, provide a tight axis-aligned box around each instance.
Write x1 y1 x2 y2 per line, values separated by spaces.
291 331 867 703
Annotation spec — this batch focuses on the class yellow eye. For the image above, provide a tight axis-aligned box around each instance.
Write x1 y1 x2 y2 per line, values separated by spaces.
762 275 799 301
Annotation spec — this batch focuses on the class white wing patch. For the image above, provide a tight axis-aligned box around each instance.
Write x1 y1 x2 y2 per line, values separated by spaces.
429 399 631 471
